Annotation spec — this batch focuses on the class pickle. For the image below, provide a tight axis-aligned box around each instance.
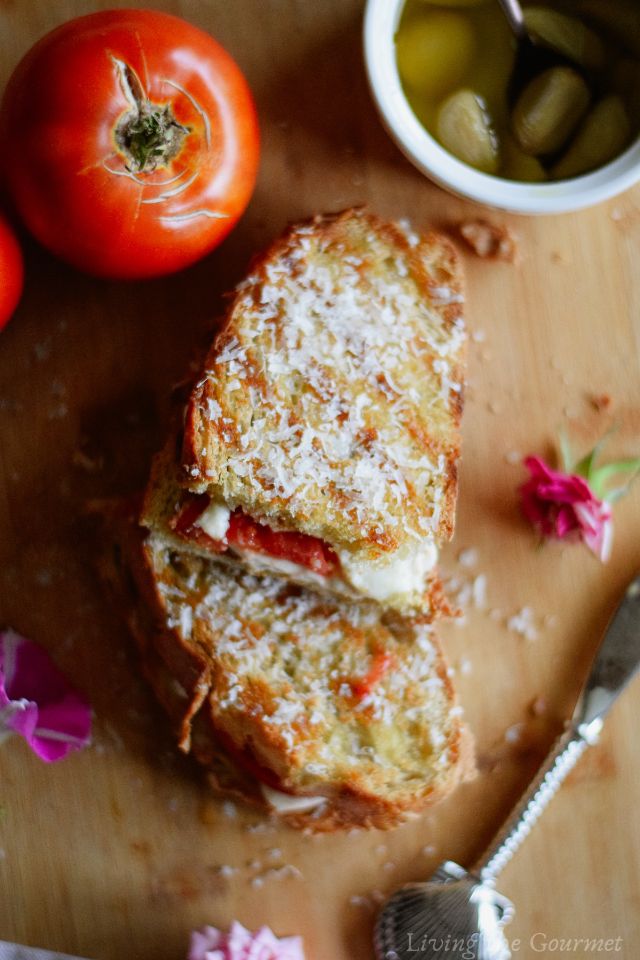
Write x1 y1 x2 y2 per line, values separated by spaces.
436 89 500 174
572 0 640 58
511 67 590 156
612 59 640 127
502 135 547 182
396 11 475 98
523 8 605 70
553 96 631 179
471 8 516 129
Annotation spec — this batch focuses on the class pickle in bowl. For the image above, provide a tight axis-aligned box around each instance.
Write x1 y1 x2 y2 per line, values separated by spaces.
395 0 639 182
436 89 499 173
511 67 590 157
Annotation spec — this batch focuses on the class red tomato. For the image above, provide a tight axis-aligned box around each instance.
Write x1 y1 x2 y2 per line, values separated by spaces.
348 651 394 700
227 511 339 577
0 215 24 328
172 494 339 577
0 10 259 279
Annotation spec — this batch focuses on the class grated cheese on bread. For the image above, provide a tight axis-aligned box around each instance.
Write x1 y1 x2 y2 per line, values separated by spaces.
100 503 474 831
178 208 466 613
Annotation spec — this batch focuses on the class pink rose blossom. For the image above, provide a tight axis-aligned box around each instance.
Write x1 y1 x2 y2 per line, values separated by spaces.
520 456 613 562
0 629 92 762
188 922 305 960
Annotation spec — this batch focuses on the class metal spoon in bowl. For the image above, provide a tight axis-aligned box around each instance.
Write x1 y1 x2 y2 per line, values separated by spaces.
497 0 590 106
375 571 640 960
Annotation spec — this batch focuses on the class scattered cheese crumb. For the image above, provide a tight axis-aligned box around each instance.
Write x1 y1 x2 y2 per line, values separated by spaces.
460 658 473 676
507 607 538 642
472 574 487 609
350 895 373 909
245 821 273 834
505 722 525 744
457 548 478 568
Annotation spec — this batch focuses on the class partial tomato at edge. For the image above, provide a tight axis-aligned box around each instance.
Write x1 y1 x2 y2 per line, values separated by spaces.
0 215 24 329
0 9 260 279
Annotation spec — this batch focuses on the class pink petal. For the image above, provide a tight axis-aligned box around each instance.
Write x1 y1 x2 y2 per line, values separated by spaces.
188 925 305 960
0 630 92 763
520 456 614 562
1 697 38 743
523 458 593 505
189 929 222 960
574 501 613 562
554 505 579 539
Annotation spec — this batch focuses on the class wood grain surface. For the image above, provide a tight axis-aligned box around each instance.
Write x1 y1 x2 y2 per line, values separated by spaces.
1 2 639 959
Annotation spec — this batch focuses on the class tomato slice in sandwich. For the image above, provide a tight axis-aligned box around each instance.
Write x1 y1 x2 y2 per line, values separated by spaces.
171 496 339 577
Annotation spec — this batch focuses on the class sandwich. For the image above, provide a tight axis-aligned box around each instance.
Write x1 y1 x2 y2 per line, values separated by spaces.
143 208 466 615
100 503 474 831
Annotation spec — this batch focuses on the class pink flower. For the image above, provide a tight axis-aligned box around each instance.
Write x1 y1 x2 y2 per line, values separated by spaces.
189 922 305 960
520 456 613 562
0 630 92 762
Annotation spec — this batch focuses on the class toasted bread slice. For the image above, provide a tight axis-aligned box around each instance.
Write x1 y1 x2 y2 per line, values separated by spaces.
100 504 474 831
179 208 466 614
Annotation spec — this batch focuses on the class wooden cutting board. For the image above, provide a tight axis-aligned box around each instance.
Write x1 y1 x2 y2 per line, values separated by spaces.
1 2 639 958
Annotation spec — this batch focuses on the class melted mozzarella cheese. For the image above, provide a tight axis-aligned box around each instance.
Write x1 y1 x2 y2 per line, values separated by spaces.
261 784 326 813
232 548 330 588
194 502 231 540
337 540 438 602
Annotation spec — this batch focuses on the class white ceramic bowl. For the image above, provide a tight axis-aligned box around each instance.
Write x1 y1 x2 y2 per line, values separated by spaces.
364 0 640 214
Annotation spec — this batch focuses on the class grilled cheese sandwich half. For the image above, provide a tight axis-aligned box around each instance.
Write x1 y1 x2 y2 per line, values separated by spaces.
141 436 453 617
101 503 474 831
177 209 466 614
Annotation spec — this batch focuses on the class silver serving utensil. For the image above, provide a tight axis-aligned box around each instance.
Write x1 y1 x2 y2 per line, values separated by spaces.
497 0 589 106
375 572 640 960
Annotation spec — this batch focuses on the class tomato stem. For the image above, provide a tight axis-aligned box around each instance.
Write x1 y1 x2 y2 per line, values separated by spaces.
120 105 188 172
112 58 188 173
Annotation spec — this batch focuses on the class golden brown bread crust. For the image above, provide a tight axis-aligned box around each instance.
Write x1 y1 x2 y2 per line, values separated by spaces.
98 503 474 831
180 208 466 612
